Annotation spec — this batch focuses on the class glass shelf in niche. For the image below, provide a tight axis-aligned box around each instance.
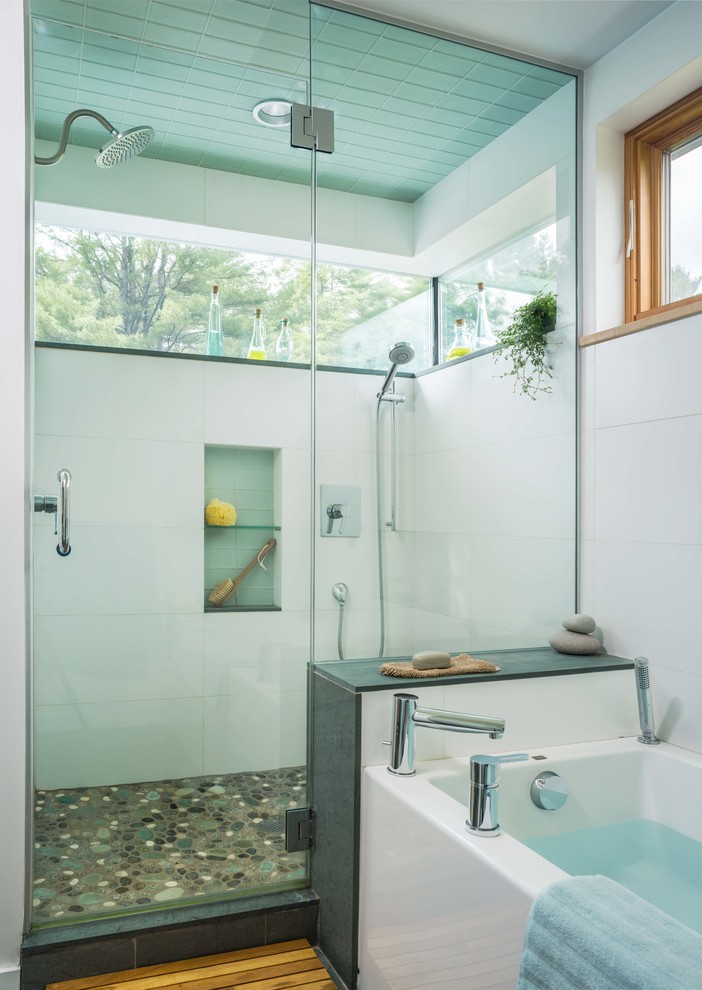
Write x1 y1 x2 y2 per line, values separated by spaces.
205 523 281 530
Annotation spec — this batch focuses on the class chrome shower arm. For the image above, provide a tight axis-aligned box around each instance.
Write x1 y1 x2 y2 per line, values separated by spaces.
35 108 118 166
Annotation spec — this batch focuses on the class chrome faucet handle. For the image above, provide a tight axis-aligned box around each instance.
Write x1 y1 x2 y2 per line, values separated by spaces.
467 753 529 837
470 752 529 786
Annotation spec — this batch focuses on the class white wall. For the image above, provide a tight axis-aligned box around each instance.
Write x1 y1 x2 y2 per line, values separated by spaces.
0 0 27 981
34 348 312 788
412 343 576 653
581 1 702 755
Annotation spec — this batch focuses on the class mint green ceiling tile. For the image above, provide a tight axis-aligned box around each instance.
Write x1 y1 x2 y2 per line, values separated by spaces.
316 22 384 54
512 76 561 100
469 62 524 90
496 91 542 114
312 42 370 71
84 7 147 39
142 22 207 51
419 119 458 140
529 65 572 85
356 53 410 82
419 49 477 78
371 108 420 130
481 104 524 126
212 0 269 30
381 22 437 51
468 117 509 138
31 0 85 25
148 1 211 32
136 56 195 83
404 66 458 94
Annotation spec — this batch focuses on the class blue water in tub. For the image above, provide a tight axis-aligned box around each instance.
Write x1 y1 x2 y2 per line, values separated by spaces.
524 819 702 933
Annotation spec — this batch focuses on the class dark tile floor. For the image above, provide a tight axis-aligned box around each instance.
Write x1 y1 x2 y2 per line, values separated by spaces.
32 766 307 923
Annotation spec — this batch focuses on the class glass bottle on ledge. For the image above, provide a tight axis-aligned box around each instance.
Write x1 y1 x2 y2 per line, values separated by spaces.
275 317 293 362
446 317 473 360
473 281 495 350
247 307 267 360
206 284 224 357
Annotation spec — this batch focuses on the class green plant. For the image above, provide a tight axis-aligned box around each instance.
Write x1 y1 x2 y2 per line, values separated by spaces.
493 290 557 400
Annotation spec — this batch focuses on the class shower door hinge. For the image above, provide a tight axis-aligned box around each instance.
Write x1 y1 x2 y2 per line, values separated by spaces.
290 103 334 154
285 807 316 851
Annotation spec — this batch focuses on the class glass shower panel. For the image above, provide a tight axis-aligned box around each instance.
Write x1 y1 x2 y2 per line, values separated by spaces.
31 0 313 928
310 3 578 666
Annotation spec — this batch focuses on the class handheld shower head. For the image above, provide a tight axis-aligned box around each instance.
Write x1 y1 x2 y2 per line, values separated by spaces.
378 341 415 398
35 108 154 168
96 125 154 168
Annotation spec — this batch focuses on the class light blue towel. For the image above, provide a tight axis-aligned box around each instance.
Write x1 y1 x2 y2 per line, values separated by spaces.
517 875 702 990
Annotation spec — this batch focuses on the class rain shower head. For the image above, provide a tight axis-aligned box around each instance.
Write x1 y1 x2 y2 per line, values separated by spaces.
378 341 415 397
96 125 155 168
35 108 154 168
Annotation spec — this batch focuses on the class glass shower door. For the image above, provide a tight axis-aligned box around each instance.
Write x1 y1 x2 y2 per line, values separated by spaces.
30 0 314 927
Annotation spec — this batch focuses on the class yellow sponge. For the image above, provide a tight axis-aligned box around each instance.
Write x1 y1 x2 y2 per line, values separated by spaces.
205 498 237 526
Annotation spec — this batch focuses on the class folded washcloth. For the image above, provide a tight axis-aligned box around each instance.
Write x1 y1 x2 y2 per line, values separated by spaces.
517 874 702 990
380 654 499 678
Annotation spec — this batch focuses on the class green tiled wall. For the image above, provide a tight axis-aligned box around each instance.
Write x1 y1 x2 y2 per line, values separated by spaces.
204 445 279 611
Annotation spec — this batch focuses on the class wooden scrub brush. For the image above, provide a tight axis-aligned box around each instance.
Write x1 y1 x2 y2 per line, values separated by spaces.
208 538 276 607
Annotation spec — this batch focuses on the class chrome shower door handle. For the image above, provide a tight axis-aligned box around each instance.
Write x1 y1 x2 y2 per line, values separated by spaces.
56 468 72 557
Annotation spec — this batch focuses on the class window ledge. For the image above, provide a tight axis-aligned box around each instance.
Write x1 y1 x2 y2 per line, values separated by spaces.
579 297 702 348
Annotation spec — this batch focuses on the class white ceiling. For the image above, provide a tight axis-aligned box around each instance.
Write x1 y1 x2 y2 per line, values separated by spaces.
337 0 675 70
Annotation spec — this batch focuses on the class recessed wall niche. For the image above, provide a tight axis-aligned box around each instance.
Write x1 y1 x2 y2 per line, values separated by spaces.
204 445 280 612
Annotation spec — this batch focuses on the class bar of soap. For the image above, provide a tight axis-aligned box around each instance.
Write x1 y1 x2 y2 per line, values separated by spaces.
412 651 451 670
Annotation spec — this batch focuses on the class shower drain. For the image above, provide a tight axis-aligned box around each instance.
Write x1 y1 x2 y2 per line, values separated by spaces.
257 816 286 835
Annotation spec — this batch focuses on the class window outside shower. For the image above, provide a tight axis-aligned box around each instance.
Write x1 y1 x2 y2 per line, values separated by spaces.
34 223 431 372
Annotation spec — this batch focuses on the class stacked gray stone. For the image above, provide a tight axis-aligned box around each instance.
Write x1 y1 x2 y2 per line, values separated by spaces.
549 613 603 655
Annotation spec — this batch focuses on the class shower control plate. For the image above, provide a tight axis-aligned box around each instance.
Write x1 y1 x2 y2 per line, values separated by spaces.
321 485 360 537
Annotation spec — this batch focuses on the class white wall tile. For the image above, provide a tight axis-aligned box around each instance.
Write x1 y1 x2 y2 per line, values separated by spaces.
278 447 312 531
414 363 471 454
34 526 203 616
36 348 204 442
35 436 203 529
278 528 312 612
593 540 702 675
35 698 204 790
34 614 204 705
581 429 595 542
651 666 702 751
354 373 415 455
203 690 307 774
316 371 357 452
203 362 310 448
438 672 637 758
580 344 596 432
410 609 473 653
204 611 309 696
469 622 546 651
414 449 472 535
594 315 702 429
413 532 471 619
471 535 575 640
471 434 575 540
471 346 575 445
594 416 702 545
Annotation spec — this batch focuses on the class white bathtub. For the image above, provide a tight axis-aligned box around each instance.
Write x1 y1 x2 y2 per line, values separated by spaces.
358 737 702 990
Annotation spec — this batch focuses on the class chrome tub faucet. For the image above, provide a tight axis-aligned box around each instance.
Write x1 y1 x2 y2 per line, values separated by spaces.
386 692 505 776
466 753 529 836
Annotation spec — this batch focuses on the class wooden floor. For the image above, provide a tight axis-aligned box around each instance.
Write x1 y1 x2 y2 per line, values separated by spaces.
46 939 337 990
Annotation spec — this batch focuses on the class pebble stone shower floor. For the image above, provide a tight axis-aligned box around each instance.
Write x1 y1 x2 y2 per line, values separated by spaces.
32 766 307 923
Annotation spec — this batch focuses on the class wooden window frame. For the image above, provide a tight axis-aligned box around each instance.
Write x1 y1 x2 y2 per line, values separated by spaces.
625 85 702 323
